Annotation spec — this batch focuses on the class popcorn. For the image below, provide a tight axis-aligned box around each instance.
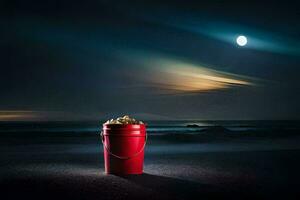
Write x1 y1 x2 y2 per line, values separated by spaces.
104 115 144 125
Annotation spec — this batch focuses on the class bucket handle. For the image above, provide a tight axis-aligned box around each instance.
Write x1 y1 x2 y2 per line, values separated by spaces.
100 131 147 160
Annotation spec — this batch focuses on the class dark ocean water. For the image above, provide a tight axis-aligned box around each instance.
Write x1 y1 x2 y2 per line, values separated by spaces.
0 120 299 135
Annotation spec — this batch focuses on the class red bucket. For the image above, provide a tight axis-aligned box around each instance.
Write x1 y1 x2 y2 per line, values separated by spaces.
101 124 147 174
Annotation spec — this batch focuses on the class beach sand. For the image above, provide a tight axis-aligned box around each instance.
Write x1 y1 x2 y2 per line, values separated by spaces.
1 131 300 199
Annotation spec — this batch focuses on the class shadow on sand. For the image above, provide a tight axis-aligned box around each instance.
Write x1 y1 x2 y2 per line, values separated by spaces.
118 173 227 200
0 172 260 200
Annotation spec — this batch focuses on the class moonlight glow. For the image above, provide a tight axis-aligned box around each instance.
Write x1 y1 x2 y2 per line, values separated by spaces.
236 35 247 46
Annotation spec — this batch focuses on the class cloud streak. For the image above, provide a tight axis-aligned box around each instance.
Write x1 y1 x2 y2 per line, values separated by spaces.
0 111 39 121
0 111 103 121
125 53 256 94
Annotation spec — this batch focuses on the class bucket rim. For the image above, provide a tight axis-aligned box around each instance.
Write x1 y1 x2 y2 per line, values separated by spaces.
103 124 146 129
102 124 146 136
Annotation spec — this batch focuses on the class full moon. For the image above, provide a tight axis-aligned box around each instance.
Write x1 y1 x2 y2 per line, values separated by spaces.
236 35 247 46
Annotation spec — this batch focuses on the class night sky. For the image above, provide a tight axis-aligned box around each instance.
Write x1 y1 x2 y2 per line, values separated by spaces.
2 0 300 120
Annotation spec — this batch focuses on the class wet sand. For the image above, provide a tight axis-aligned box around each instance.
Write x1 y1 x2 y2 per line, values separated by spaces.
1 132 300 199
